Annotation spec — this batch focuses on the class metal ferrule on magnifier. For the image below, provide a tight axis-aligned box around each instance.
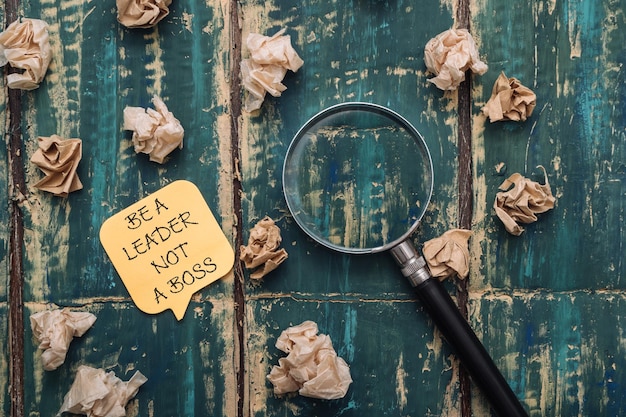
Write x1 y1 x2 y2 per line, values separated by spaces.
390 240 432 287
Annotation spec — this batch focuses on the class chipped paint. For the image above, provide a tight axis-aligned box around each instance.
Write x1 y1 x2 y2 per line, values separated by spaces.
469 109 489 290
244 302 272 416
4 0 624 415
143 29 165 96
181 12 194 33
216 110 235 239
395 352 408 411
440 356 461 417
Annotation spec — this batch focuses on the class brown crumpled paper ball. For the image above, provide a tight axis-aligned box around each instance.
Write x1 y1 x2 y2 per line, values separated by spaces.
240 216 288 279
0 18 51 90
30 135 83 197
423 229 472 280
58 365 147 417
30 308 97 371
267 321 353 400
482 72 537 122
116 0 172 29
494 166 556 236
424 28 488 91
123 95 184 164
241 28 304 112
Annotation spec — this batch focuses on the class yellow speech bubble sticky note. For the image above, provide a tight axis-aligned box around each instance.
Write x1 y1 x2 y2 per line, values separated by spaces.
100 180 234 320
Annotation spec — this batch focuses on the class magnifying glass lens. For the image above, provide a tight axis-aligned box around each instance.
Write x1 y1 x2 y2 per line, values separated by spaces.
283 105 432 253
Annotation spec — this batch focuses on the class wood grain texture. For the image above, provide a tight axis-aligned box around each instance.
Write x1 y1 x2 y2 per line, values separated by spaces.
13 0 237 415
1 0 625 416
471 0 626 415
238 0 469 415
472 0 626 291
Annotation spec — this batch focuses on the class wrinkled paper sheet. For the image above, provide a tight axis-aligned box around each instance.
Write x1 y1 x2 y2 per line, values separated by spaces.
123 95 184 164
482 71 537 122
30 308 97 371
423 229 472 280
0 18 51 90
30 135 83 197
267 321 352 400
240 216 288 279
241 28 304 112
117 0 172 28
494 166 556 236
424 28 487 91
58 366 147 417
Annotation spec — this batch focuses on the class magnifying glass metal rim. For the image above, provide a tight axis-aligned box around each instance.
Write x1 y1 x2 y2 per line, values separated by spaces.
282 101 434 255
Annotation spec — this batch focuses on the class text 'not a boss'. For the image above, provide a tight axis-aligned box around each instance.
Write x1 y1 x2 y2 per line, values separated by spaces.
100 180 234 320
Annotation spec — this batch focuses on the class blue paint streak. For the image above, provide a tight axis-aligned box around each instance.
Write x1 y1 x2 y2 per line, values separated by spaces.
342 307 357 363
183 344 195 415
555 298 583 416
87 33 120 290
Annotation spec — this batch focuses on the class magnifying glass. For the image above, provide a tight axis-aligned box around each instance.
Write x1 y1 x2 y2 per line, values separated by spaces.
283 102 527 417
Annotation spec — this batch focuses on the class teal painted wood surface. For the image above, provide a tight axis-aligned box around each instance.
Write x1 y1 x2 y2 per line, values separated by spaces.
12 0 237 415
1 0 625 416
472 0 626 291
470 1 626 415
239 0 463 416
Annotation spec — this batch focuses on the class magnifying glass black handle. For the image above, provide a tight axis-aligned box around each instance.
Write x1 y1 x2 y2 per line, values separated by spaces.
391 241 528 417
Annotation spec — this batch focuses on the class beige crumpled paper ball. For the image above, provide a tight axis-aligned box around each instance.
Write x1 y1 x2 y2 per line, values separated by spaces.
482 71 537 122
423 229 472 280
241 28 304 112
240 216 288 279
58 365 147 417
424 28 488 91
494 166 556 236
267 321 353 400
0 18 51 90
30 308 96 371
30 135 84 197
123 95 184 163
117 0 172 28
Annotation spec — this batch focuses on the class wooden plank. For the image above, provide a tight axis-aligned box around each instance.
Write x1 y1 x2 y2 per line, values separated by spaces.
238 1 472 416
15 0 237 415
472 0 626 414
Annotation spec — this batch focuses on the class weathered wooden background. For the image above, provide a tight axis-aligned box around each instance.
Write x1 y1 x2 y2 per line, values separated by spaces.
1 0 625 416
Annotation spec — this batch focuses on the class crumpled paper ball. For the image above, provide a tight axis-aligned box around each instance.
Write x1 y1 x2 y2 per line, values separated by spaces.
30 308 97 371
123 95 184 163
482 71 537 122
424 28 488 91
30 135 83 197
240 216 288 279
116 0 172 29
0 18 51 90
494 166 556 236
58 365 147 417
423 229 472 280
241 28 304 112
267 321 353 400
